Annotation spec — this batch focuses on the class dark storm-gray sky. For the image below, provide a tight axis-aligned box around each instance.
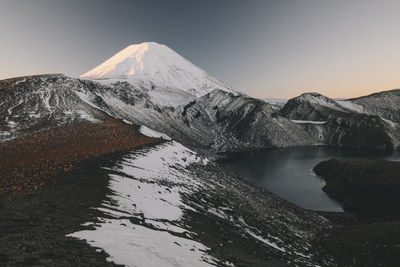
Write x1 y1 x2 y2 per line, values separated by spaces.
1 0 400 98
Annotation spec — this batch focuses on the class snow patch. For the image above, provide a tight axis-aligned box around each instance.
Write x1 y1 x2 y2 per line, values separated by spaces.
72 219 215 267
238 217 286 253
147 86 195 107
76 110 100 122
140 125 172 140
300 94 343 111
291 120 327 124
244 228 286 253
264 98 288 105
336 100 363 113
68 142 216 266
382 118 397 128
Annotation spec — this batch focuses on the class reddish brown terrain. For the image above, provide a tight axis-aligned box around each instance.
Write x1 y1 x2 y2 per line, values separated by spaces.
0 119 163 195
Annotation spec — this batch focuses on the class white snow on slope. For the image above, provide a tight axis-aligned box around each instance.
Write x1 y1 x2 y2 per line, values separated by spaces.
147 86 196 107
382 118 397 128
263 98 287 105
301 94 343 111
335 100 364 113
139 125 172 140
68 141 216 267
81 42 234 97
291 120 327 125
77 221 215 267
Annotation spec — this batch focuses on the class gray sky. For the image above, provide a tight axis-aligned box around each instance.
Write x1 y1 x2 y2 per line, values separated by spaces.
1 0 400 98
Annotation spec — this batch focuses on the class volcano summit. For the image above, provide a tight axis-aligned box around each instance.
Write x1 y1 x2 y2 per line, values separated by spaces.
81 42 234 97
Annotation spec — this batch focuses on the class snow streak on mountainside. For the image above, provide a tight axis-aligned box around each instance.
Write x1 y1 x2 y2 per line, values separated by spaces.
81 42 234 97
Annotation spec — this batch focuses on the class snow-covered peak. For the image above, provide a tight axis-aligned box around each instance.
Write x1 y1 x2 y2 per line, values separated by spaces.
81 42 235 97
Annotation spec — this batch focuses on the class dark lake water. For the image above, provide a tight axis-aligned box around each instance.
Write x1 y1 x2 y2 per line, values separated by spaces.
220 146 400 212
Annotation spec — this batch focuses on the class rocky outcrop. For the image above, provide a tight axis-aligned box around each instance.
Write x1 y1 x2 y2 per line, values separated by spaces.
313 159 400 214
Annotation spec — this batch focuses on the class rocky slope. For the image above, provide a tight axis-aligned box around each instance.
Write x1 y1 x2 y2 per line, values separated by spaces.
313 214 400 267
348 89 400 122
0 74 110 142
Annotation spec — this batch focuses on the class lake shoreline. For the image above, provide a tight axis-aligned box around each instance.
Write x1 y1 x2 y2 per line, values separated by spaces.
219 145 400 212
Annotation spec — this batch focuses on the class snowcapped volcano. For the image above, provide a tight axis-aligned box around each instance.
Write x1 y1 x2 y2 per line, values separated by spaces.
81 42 234 97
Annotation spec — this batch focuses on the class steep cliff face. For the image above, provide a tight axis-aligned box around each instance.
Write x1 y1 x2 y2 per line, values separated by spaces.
301 114 400 150
321 114 398 149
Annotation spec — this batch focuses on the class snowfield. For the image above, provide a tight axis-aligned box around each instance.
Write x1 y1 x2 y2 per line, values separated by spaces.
68 141 218 267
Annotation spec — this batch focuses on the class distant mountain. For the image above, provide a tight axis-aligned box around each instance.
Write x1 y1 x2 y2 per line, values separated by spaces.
81 42 234 97
280 93 351 121
279 91 400 149
280 90 400 123
347 89 400 123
